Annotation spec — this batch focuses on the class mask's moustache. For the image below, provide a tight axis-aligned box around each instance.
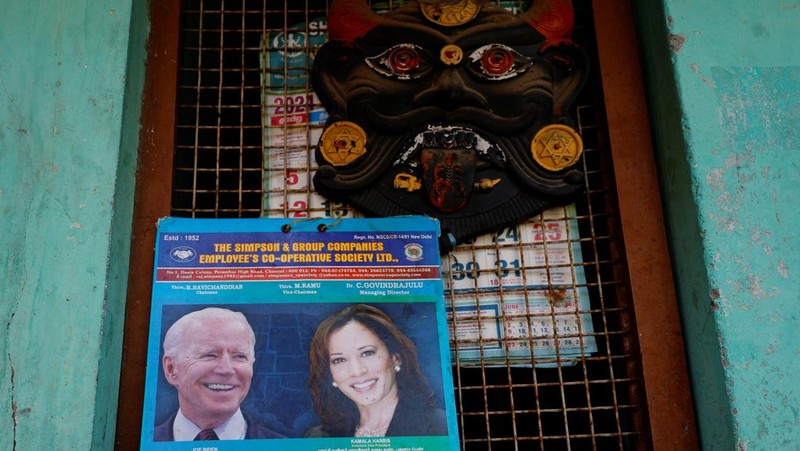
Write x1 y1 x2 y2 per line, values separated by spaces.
393 125 506 169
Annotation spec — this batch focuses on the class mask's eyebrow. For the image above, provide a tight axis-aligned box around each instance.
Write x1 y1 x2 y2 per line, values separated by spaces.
457 31 545 52
360 21 450 48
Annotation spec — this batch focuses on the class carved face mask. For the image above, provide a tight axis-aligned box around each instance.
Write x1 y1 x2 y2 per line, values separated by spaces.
311 0 588 249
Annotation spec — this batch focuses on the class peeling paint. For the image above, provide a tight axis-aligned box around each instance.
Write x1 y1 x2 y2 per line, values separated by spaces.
715 191 741 213
706 168 725 190
669 33 686 52
748 227 774 256
689 63 716 88
730 274 777 301
713 67 800 150
721 346 730 369
776 259 788 278
723 151 756 170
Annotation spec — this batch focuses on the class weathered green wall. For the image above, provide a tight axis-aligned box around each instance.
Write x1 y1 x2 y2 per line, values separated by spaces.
635 0 800 449
1 0 797 449
0 0 146 449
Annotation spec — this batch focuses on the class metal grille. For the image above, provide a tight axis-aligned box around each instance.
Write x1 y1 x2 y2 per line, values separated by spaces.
171 1 648 449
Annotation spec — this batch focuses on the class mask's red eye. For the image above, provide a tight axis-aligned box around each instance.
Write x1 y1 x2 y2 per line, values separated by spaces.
468 44 532 80
481 47 515 75
366 44 431 80
389 47 421 75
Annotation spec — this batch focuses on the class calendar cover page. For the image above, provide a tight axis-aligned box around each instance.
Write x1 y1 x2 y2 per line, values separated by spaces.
140 216 459 451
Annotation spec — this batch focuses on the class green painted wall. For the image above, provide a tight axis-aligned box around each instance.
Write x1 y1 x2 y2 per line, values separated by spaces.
0 0 146 449
1 0 797 449
634 0 800 449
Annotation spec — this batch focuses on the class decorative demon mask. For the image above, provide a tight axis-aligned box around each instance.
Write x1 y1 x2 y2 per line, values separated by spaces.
312 0 588 249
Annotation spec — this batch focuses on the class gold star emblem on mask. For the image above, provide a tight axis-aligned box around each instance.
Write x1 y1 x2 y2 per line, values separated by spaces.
531 124 584 171
319 121 368 166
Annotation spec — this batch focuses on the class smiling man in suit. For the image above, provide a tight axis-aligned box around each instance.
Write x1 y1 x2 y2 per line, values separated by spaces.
154 307 283 441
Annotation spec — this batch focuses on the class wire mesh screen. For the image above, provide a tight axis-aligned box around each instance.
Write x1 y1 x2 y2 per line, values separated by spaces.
171 0 649 449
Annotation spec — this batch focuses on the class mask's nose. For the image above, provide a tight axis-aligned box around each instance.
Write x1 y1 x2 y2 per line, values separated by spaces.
412 67 488 110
